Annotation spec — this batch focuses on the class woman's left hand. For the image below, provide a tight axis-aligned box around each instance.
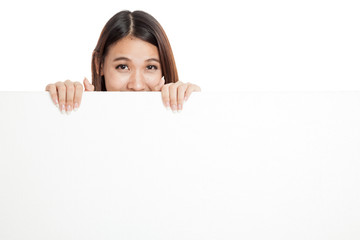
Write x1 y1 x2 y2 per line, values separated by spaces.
161 81 201 113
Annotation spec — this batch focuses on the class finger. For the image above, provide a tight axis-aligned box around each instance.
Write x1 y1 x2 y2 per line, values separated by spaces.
55 81 66 113
45 84 59 107
73 81 83 111
184 84 201 102
169 81 182 112
64 80 75 113
161 83 171 110
84 77 95 91
177 83 188 112
153 76 165 91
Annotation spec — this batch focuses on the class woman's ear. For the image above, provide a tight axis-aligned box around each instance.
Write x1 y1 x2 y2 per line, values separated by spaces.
99 59 104 76
93 51 104 76
99 63 104 76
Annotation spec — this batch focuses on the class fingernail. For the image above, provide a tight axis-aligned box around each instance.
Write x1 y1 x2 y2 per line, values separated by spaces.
165 102 170 110
178 104 182 113
61 104 65 114
65 105 71 115
184 96 188 102
171 104 177 113
74 103 79 112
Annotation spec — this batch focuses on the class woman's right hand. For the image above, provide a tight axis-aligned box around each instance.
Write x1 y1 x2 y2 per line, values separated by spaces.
45 77 95 114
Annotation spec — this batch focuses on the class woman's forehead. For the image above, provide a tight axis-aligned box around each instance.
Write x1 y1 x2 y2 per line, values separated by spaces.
108 36 159 59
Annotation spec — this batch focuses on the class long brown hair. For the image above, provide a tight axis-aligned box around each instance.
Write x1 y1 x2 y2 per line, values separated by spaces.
91 10 178 91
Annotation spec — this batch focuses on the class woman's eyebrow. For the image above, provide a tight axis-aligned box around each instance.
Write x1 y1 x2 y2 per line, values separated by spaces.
113 57 160 63
113 57 130 62
146 58 160 63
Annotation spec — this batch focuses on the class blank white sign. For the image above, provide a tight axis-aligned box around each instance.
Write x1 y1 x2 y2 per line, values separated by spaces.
0 91 359 240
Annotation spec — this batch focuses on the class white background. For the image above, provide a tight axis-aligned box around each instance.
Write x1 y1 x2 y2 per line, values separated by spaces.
0 0 359 92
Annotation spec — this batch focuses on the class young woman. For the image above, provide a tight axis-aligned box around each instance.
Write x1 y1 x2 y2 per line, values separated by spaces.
45 10 201 114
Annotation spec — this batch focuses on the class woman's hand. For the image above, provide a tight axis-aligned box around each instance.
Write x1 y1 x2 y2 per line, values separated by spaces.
45 77 94 114
161 81 201 113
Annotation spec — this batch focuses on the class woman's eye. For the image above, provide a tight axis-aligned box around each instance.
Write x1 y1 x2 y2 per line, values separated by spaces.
116 64 128 70
147 65 158 70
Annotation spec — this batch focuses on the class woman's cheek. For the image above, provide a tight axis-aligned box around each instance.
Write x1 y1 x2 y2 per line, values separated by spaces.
146 75 162 88
105 72 129 91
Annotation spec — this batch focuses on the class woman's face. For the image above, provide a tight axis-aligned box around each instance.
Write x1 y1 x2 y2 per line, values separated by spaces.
102 36 163 91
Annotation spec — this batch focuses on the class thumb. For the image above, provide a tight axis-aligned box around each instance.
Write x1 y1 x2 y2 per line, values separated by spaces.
154 76 165 91
83 77 95 91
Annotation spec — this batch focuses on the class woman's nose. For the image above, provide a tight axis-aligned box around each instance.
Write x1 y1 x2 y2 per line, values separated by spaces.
127 71 146 91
